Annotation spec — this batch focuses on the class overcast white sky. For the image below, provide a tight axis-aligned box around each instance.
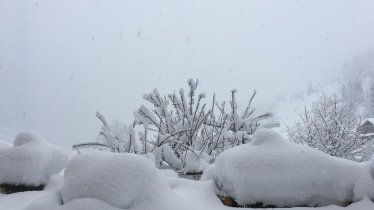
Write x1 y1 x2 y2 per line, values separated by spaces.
1 0 373 148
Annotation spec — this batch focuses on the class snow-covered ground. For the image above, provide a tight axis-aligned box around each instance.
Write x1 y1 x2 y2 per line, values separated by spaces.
1 129 374 210
1 172 374 210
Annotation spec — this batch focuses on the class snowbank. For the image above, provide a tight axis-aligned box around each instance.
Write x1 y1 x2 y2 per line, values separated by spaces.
0 132 69 185
202 128 374 207
62 152 171 209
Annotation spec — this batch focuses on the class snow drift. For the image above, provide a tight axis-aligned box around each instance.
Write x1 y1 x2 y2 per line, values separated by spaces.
62 152 171 209
0 131 69 186
202 128 374 207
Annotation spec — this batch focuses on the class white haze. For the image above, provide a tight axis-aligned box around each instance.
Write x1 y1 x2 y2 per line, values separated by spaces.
0 0 373 148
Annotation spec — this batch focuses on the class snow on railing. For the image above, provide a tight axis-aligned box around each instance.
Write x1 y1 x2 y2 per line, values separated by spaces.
72 142 111 153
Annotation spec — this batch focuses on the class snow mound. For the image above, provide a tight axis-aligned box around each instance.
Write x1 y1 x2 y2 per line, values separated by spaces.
203 128 374 207
0 131 69 185
251 128 285 145
200 164 215 181
62 152 171 209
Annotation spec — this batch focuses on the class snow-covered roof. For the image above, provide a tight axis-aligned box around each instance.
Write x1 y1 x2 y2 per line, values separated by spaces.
361 118 374 125
360 133 374 137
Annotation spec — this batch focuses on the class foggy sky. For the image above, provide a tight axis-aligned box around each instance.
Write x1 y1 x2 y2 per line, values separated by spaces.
1 0 373 149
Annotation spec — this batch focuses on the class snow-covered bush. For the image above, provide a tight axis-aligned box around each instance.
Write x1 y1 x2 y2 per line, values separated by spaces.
0 131 69 186
287 94 370 161
202 128 374 207
95 113 141 153
76 79 273 174
135 79 273 172
72 112 142 154
62 152 171 209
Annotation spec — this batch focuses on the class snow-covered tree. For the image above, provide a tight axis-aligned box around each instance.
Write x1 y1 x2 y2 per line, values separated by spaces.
287 94 370 162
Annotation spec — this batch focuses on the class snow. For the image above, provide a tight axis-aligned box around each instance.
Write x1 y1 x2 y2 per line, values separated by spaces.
362 118 374 125
2 131 374 210
0 132 69 185
28 197 123 210
61 152 171 209
160 169 179 178
0 140 11 149
0 157 372 210
153 144 183 169
24 152 222 210
180 150 209 174
202 128 374 207
0 174 64 210
0 125 17 144
360 133 374 137
15 171 374 210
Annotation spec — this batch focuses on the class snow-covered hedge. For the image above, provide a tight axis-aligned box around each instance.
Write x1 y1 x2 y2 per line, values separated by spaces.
62 152 171 209
0 132 69 186
202 128 374 207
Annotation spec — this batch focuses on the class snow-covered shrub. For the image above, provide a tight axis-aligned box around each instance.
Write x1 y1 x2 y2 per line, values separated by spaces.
287 94 371 161
0 132 68 187
74 79 273 174
202 128 374 207
72 113 142 154
62 152 171 209
95 113 141 153
134 79 272 172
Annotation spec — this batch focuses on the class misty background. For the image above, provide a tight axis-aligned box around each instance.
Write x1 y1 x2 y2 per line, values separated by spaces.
1 0 373 149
